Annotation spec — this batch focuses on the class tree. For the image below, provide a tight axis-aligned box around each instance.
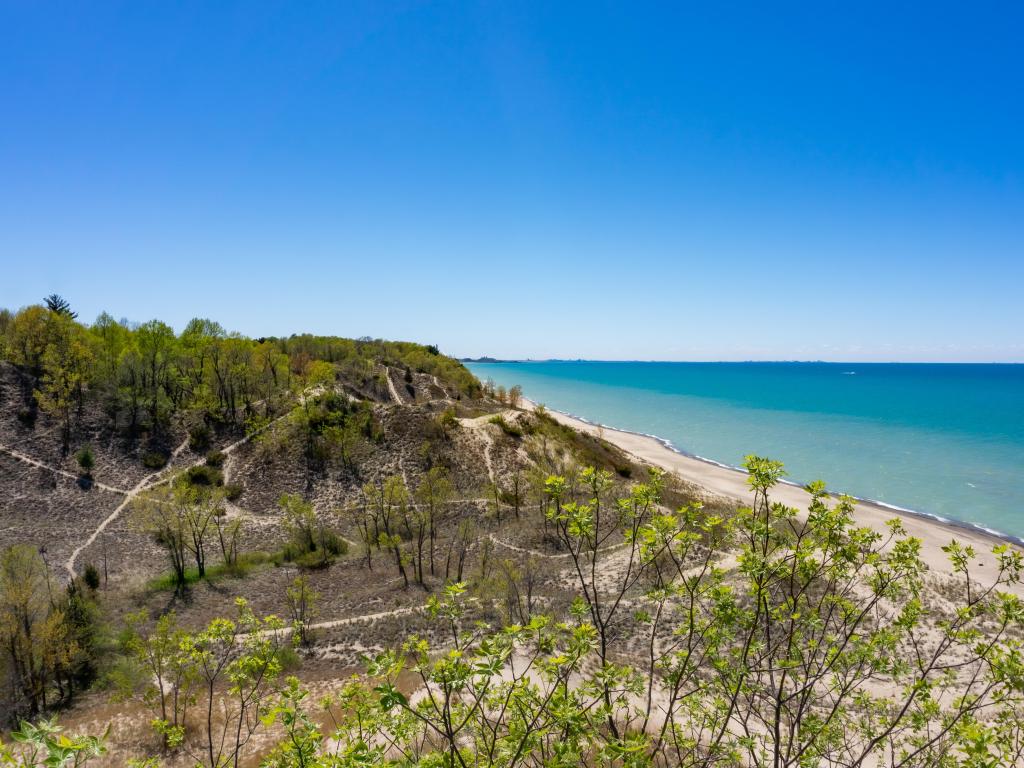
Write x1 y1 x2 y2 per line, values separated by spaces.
362 477 411 587
6 306 51 396
280 493 319 556
213 508 242 570
35 314 93 454
127 601 290 767
444 518 476 583
134 320 176 432
286 576 320 646
382 476 411 587
132 484 220 587
123 610 194 749
88 312 129 429
0 545 53 717
508 384 523 408
43 294 76 318
0 546 96 721
414 466 454 577
75 446 94 477
279 494 342 567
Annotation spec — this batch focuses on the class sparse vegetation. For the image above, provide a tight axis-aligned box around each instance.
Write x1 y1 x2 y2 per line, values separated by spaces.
74 445 94 476
2 301 1022 767
140 451 167 469
489 413 525 437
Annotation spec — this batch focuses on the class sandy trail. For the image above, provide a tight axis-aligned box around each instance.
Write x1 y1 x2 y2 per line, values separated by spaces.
487 532 629 560
458 414 497 483
63 436 191 579
384 367 404 404
63 402 305 580
1 443 129 494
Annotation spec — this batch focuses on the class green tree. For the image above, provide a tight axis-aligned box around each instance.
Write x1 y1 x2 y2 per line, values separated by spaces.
135 319 176 432
285 576 320 646
88 312 129 429
131 483 220 588
43 294 77 318
127 601 290 767
414 466 454 578
123 610 194 749
74 446 94 477
35 313 93 454
0 546 97 721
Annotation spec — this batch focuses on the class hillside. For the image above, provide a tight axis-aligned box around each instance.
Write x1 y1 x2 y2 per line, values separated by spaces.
1 303 1022 767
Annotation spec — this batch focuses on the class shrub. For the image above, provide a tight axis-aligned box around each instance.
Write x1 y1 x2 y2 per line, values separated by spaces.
184 464 223 487
75 446 95 475
224 483 243 501
141 451 168 469
188 424 211 451
205 450 226 467
278 532 348 569
489 415 524 438
16 407 36 426
82 565 101 593
436 408 459 435
276 495 348 568
83 563 101 590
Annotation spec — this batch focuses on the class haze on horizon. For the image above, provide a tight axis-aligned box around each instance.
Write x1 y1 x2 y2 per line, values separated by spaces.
2 2 1022 363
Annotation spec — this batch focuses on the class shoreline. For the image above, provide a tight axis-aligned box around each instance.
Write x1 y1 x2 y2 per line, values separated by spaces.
520 396 1024 588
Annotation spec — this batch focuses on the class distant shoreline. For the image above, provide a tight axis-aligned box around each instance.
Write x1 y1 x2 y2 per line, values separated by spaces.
518 395 1024 588
465 359 1024 365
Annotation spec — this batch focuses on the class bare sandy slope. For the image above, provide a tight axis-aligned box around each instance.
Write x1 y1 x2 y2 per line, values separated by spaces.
523 398 1024 593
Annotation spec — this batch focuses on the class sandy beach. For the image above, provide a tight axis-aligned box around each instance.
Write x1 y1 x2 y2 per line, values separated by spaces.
523 398 1024 592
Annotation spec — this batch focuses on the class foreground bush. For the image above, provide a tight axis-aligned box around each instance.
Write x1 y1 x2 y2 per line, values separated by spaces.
16 459 1024 766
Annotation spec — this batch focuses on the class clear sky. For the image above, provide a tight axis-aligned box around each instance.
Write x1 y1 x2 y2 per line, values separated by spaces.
2 2 1022 362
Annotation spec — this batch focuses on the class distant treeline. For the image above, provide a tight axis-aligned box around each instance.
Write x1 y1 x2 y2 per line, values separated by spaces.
0 295 480 452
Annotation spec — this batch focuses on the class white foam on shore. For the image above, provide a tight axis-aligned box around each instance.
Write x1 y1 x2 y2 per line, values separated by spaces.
527 398 1024 548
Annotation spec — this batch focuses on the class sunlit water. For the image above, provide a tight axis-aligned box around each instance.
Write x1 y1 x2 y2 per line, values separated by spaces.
467 362 1024 541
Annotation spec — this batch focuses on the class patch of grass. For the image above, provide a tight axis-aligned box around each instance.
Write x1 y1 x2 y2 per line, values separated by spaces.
205 450 226 467
145 551 272 592
489 415 525 438
272 533 348 570
532 410 633 473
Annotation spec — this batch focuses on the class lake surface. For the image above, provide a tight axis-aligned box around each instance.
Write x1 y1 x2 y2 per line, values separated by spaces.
467 361 1024 540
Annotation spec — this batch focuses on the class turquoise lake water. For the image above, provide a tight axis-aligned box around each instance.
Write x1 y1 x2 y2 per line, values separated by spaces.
466 362 1024 541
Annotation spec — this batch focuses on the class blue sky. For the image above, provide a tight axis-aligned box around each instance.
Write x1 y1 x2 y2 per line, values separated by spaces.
1 1 1022 361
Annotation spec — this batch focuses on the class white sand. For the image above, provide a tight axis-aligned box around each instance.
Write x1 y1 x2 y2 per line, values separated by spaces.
523 398 1023 592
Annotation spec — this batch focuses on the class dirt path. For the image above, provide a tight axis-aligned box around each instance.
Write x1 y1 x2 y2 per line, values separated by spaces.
458 415 496 483
429 374 450 402
486 532 629 560
307 604 422 631
63 436 191 579
0 443 129 494
63 403 304 580
384 367 404 404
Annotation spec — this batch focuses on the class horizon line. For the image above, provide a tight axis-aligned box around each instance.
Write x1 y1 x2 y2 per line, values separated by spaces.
460 358 1024 365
